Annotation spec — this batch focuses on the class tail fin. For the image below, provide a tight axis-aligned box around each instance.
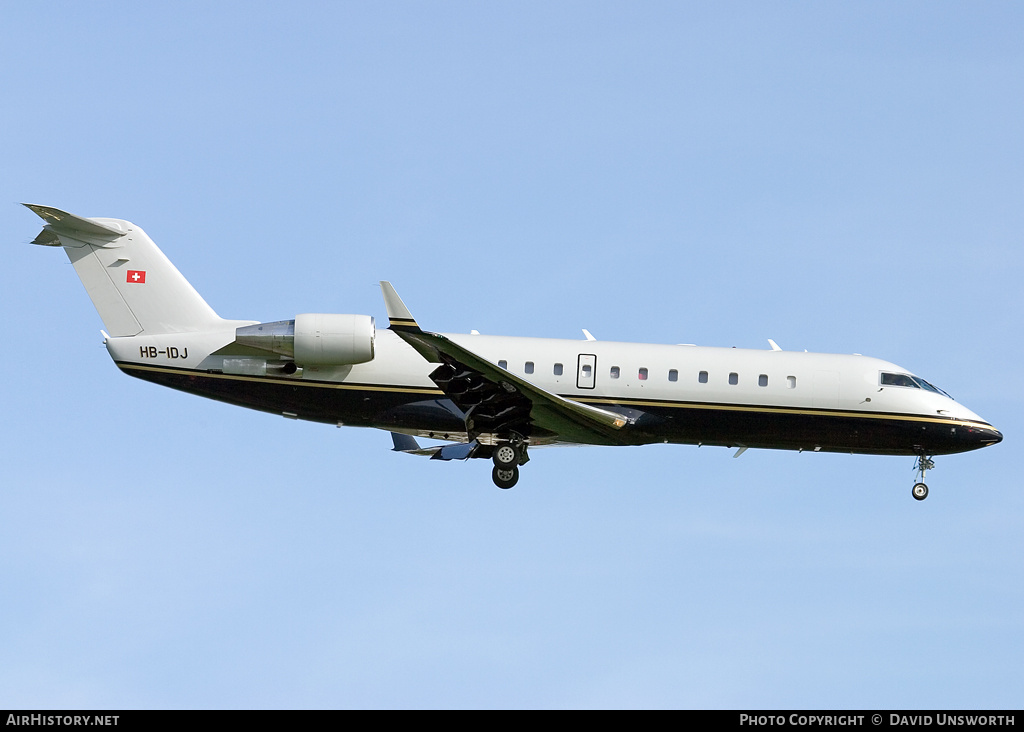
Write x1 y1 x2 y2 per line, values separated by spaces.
25 204 224 336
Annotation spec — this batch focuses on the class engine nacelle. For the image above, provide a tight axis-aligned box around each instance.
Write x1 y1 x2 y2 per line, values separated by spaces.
234 314 375 366
294 313 375 365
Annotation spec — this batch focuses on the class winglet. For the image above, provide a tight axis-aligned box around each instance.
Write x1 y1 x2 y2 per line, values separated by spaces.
391 432 422 452
379 281 420 331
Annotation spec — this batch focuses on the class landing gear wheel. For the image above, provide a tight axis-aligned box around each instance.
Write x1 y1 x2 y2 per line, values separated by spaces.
492 443 519 468
492 465 519 490
912 482 929 501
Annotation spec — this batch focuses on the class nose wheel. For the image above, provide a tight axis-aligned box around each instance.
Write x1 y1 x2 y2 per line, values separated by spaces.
912 456 935 501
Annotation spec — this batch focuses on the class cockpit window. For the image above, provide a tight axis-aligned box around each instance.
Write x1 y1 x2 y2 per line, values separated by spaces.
880 372 953 399
881 372 918 388
913 377 952 399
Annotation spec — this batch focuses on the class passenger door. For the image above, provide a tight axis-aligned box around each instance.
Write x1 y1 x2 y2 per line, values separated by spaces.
577 354 596 389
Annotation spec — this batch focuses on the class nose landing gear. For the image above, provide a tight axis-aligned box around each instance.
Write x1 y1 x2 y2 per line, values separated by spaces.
912 456 935 501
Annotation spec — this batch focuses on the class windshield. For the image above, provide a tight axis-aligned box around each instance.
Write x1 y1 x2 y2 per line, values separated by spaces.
912 376 953 399
880 372 953 400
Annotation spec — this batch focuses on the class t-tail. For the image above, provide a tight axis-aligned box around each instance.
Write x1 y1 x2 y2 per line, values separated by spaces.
24 204 226 336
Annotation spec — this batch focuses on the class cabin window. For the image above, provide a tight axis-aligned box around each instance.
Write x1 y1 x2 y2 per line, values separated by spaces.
553 363 563 376
758 374 768 387
698 371 708 384
729 372 739 386
582 364 592 379
498 360 507 370
525 361 534 374
668 369 678 382
638 368 648 380
610 366 620 379
787 375 796 389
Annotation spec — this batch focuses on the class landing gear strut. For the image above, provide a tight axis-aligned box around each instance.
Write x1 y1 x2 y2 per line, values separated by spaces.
912 456 935 501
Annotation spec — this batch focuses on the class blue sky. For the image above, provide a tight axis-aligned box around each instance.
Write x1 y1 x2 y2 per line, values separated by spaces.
1 2 1021 709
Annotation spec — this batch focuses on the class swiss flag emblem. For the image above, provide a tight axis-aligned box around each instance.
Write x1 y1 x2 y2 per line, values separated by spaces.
127 270 146 284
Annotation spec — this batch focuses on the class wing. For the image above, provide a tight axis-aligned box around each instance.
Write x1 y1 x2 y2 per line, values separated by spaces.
380 282 630 446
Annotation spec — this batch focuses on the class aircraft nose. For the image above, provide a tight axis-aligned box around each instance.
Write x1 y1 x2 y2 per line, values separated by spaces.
967 424 1002 448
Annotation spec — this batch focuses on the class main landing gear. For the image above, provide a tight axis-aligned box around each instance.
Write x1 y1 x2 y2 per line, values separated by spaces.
491 440 526 489
492 465 519 489
912 455 935 501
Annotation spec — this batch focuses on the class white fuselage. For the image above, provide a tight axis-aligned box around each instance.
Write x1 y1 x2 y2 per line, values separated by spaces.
105 327 997 456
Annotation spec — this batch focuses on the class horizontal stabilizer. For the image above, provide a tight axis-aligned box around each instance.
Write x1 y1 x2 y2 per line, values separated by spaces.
23 204 126 239
31 228 62 247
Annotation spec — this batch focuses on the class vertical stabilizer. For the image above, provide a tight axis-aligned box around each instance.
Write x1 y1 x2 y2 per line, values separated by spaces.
25 204 224 336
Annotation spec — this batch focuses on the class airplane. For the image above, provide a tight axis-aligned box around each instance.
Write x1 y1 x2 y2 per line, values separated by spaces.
24 204 1002 500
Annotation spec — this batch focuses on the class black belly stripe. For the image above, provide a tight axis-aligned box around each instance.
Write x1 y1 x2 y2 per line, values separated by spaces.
115 361 996 456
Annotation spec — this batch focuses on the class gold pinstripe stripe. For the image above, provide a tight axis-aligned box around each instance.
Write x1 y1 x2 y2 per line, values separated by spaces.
118 362 444 396
576 396 997 431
